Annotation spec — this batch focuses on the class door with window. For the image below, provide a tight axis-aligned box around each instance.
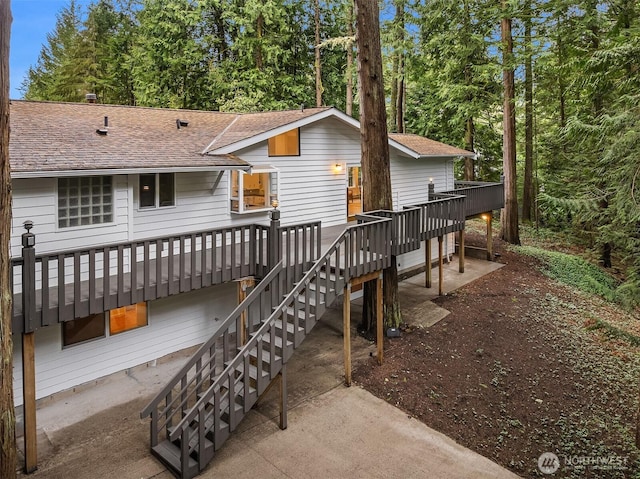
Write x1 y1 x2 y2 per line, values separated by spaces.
347 166 362 220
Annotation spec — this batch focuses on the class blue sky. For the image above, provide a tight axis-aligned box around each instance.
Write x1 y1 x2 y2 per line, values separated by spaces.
9 0 92 99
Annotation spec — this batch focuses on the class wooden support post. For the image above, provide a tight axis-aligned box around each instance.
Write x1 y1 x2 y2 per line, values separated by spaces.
486 212 493 261
237 277 255 345
458 229 465 273
376 275 383 365
438 236 444 296
279 365 287 430
425 239 432 288
22 332 37 474
343 283 351 386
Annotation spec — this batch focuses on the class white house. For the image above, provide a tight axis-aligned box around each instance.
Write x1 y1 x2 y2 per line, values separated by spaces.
8 100 484 409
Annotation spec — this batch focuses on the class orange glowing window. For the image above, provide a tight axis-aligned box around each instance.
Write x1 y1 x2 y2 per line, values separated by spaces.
109 303 148 335
268 129 300 156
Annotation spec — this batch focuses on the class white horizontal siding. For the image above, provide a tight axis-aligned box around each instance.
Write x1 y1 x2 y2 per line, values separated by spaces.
11 176 129 257
389 155 455 211
13 282 237 406
132 172 234 238
235 117 361 227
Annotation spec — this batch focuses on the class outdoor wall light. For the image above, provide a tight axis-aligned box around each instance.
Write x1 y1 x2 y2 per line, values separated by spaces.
334 163 343 173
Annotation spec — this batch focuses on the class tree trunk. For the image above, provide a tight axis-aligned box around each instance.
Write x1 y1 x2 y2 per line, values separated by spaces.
0 1 17 478
355 0 401 333
463 117 475 180
314 0 322 107
500 1 520 245
522 0 534 222
345 1 354 116
462 0 474 180
395 55 404 133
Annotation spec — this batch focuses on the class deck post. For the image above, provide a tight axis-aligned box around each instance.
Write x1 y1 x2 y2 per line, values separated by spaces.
343 283 351 386
438 236 444 296
279 364 288 430
21 222 38 473
425 239 432 288
237 277 255 344
486 212 493 261
268 208 281 270
458 229 465 273
376 274 383 365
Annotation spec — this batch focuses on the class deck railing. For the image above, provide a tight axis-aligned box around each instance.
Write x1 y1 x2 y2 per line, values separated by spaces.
413 193 466 240
356 208 421 256
446 180 504 217
11 220 320 335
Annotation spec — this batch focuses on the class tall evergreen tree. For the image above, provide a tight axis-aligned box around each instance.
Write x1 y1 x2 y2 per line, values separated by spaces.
500 0 520 245
0 0 16 477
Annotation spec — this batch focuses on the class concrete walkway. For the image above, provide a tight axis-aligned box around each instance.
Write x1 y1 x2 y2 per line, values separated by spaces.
17 256 516 479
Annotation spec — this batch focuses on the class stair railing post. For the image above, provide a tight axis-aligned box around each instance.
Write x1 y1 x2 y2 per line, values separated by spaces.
268 206 281 270
21 220 38 473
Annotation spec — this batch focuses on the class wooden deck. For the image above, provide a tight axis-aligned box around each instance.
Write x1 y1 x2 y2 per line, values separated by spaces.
11 182 504 335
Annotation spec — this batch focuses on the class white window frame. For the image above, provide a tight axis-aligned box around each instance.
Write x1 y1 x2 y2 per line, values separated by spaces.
57 176 114 229
230 167 279 214
138 173 176 210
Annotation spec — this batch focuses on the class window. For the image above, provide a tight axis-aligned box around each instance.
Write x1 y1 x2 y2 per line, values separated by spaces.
230 168 279 214
62 313 106 347
62 302 148 347
268 129 300 156
58 176 113 228
139 173 175 208
109 303 148 335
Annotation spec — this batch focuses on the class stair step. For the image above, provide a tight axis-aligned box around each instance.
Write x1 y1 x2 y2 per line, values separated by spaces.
249 346 282 368
259 332 294 353
282 305 316 324
274 318 304 337
152 440 199 479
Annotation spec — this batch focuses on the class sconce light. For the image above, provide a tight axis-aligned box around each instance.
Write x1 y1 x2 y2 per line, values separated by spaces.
334 163 343 173
481 214 489 221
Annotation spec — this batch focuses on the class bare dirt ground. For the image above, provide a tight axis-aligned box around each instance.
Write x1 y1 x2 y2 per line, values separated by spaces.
354 228 640 478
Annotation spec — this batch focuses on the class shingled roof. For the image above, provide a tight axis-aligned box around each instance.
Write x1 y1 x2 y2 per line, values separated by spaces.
389 133 475 158
9 100 247 176
9 101 473 178
203 107 332 152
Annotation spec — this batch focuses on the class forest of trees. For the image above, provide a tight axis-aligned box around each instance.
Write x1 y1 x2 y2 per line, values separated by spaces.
20 0 640 306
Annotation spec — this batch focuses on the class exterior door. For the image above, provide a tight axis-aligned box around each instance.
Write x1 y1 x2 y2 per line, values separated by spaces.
347 166 362 220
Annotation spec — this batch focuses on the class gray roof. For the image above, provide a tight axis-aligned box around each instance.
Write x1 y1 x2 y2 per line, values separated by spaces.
9 101 473 177
9 101 246 175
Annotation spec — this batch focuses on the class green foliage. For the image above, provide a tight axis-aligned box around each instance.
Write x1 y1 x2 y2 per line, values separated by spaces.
513 245 633 306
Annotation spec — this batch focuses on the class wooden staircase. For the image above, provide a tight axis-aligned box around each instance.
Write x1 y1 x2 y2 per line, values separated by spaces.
140 218 391 478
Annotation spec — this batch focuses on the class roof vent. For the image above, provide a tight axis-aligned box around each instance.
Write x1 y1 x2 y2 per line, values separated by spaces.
86 93 97 103
96 128 108 136
176 119 189 129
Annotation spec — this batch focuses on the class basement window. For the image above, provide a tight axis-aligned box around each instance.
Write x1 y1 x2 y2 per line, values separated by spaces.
62 313 106 347
109 303 148 335
268 129 300 156
230 167 279 214
139 173 175 209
